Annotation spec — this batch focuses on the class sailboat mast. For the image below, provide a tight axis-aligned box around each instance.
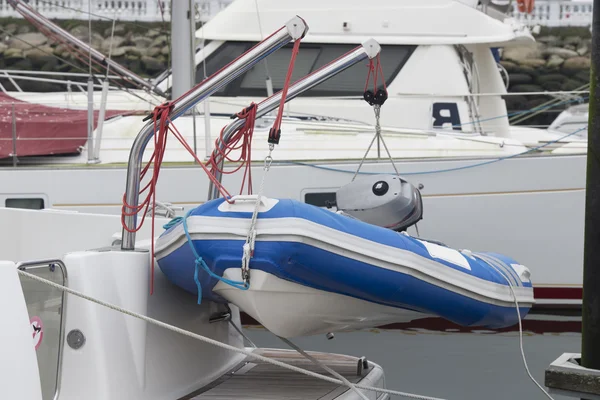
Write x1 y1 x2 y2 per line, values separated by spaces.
171 0 195 99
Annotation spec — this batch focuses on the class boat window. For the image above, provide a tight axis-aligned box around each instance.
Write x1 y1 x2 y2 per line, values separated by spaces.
304 192 336 208
196 42 415 97
195 42 249 95
240 46 321 91
306 44 413 96
5 198 45 210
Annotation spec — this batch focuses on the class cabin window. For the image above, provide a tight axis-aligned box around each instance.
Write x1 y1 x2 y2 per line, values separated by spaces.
5 198 45 210
196 42 415 97
195 42 248 94
239 46 321 91
304 192 337 208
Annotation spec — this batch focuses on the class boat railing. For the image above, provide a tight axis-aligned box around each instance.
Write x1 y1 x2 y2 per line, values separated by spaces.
0 84 588 170
1 68 588 100
0 0 231 23
0 70 136 93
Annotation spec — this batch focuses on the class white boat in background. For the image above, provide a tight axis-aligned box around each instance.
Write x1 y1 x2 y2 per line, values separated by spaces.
0 0 586 309
549 103 590 136
4 0 572 147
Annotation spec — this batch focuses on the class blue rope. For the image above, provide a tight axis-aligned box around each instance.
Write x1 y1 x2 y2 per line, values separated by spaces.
162 217 183 230
284 126 587 176
162 210 249 304
177 209 248 304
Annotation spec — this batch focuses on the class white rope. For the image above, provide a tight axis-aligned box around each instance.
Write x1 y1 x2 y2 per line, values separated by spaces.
473 257 555 400
373 104 401 176
352 104 400 181
240 144 274 285
16 268 446 400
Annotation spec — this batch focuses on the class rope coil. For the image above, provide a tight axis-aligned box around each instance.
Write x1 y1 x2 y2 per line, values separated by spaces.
209 103 258 195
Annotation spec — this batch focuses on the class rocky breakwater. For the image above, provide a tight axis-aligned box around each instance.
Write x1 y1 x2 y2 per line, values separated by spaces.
0 18 172 92
500 31 591 126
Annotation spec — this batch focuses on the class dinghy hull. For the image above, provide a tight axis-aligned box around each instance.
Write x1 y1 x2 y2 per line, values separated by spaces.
155 197 534 337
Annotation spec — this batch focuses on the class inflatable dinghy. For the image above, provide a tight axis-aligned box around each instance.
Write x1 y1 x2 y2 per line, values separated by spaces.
155 192 534 338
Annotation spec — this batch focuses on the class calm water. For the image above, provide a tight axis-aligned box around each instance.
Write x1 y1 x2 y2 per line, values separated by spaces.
242 326 581 400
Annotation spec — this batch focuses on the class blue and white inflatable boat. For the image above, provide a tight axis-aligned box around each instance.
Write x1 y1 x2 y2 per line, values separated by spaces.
155 195 534 338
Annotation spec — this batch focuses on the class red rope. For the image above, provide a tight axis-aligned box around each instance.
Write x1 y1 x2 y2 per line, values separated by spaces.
268 39 302 145
364 59 375 93
364 54 386 93
363 54 388 106
377 55 387 92
208 103 257 195
120 100 260 294
118 25 301 294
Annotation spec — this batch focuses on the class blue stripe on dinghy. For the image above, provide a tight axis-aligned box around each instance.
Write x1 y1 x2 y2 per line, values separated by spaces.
157 238 531 329
167 198 533 289
472 252 522 287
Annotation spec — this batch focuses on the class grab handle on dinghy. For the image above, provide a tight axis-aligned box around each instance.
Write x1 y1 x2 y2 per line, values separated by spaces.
207 38 383 201
229 195 270 206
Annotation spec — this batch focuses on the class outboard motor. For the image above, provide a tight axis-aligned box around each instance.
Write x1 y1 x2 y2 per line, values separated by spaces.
335 174 423 232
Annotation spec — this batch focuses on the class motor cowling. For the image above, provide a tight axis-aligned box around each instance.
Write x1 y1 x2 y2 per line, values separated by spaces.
335 174 423 232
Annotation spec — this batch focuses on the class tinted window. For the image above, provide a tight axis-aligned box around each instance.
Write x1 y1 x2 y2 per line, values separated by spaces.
6 198 45 209
196 42 415 97
304 192 336 208
240 46 321 91
306 44 412 96
195 42 248 95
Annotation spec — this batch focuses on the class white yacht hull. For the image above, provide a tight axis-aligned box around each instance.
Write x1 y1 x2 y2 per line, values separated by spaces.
0 152 585 308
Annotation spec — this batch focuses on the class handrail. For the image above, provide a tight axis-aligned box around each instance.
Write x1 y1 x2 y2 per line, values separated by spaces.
207 39 382 200
120 16 309 250
0 72 123 93
0 70 131 79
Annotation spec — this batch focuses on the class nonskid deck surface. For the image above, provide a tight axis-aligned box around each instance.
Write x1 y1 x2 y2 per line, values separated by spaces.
188 348 373 399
